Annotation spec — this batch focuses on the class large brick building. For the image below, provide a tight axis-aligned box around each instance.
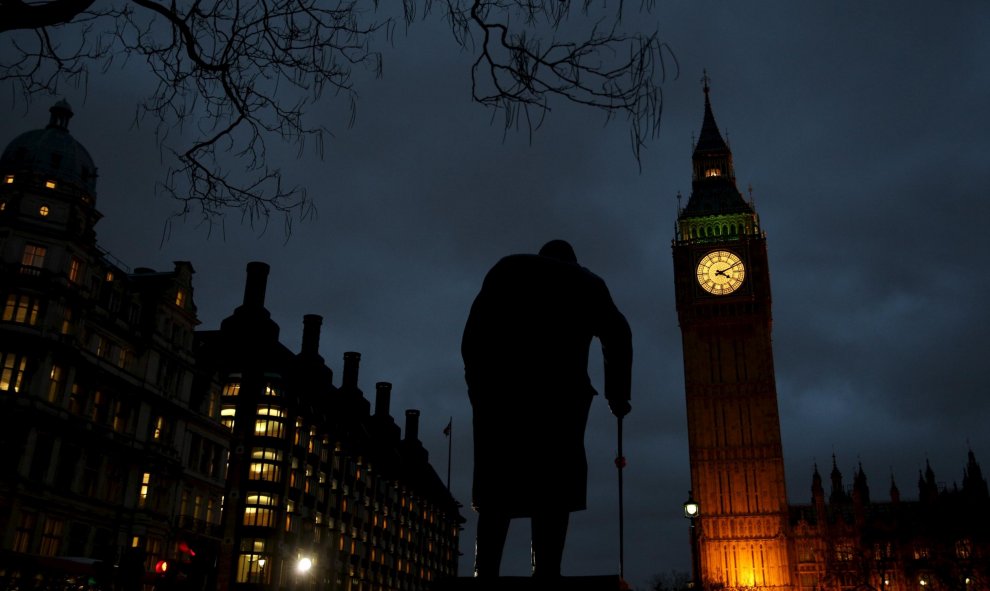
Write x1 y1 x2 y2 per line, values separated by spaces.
673 79 990 591
0 102 461 591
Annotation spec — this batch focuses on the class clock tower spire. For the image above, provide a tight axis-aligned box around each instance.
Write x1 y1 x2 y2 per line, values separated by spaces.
672 76 793 590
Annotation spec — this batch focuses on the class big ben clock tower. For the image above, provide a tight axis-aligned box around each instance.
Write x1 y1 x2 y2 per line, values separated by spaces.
673 76 793 591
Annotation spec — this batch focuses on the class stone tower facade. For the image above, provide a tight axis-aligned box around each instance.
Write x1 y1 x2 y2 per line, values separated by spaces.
672 78 793 591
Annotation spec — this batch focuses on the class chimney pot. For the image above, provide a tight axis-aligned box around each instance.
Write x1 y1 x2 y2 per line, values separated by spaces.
404 409 420 442
375 382 392 417
342 352 361 390
243 262 270 308
302 314 323 355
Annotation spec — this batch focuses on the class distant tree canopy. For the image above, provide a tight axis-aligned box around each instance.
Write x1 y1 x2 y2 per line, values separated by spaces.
1 0 675 229
647 569 691 591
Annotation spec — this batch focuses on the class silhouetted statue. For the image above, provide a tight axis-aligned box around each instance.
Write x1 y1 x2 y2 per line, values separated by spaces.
462 239 633 578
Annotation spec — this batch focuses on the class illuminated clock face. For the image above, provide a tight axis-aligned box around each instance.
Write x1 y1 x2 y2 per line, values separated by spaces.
696 250 746 295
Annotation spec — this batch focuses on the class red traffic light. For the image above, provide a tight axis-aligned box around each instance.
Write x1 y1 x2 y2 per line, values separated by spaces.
154 560 169 574
177 541 196 556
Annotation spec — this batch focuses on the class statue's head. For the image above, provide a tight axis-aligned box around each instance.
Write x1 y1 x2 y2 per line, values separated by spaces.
538 240 578 264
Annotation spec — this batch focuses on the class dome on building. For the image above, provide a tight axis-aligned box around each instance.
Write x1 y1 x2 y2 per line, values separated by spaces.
0 100 98 196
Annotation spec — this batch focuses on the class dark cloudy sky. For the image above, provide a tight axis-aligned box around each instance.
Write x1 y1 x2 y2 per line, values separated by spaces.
3 1 990 588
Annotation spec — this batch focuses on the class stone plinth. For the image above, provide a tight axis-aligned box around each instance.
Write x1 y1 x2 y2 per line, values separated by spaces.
431 575 627 591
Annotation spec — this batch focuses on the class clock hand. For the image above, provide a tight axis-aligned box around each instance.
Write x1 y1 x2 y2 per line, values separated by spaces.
715 269 730 277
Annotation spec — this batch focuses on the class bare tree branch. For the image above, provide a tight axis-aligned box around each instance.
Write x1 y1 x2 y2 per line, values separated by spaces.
1 0 673 233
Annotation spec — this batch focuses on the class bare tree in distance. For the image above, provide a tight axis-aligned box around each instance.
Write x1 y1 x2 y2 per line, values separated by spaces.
647 569 692 591
1 0 677 233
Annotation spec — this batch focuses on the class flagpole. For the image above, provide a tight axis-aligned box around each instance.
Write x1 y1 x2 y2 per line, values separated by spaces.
446 417 452 490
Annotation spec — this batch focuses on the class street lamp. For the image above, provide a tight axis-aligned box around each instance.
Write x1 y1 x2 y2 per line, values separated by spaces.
296 557 313 574
683 491 701 590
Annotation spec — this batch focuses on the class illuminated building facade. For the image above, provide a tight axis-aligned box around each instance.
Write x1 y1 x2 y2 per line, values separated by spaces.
0 104 462 591
673 81 990 591
789 454 990 591
672 79 792 591
202 263 463 591
0 101 228 587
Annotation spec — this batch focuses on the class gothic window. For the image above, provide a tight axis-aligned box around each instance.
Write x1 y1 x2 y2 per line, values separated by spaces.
13 511 36 552
39 516 64 556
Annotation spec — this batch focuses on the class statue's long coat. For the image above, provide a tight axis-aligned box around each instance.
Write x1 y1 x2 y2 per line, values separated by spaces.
462 254 632 516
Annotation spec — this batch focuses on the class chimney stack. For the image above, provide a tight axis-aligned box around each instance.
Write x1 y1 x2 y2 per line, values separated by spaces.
375 382 392 417
404 409 420 442
342 352 361 390
301 314 322 356
242 262 270 308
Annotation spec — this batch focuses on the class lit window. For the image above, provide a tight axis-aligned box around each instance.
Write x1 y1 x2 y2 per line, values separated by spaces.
153 416 166 440
68 257 82 283
95 335 111 358
45 180 57 189
112 400 130 433
2 295 40 325
236 539 268 583
39 516 64 556
205 389 219 418
243 494 277 527
4 175 13 184
175 290 185 308
12 511 36 552
222 382 241 397
0 352 28 392
21 244 47 271
105 271 114 282
39 205 49 216
264 383 280 396
220 406 236 431
60 307 74 335
47 365 64 404
705 168 721 178
139 472 151 507
249 448 283 482
0 201 5 211
255 405 286 438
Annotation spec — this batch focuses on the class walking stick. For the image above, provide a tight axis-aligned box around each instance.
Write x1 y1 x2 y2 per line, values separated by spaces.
615 416 627 586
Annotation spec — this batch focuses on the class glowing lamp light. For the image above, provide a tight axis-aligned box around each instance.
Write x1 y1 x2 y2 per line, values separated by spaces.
296 557 313 574
920 578 928 587
45 180 56 189
683 494 700 519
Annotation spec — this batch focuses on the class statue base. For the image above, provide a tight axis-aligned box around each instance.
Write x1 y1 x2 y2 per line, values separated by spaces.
432 575 627 591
